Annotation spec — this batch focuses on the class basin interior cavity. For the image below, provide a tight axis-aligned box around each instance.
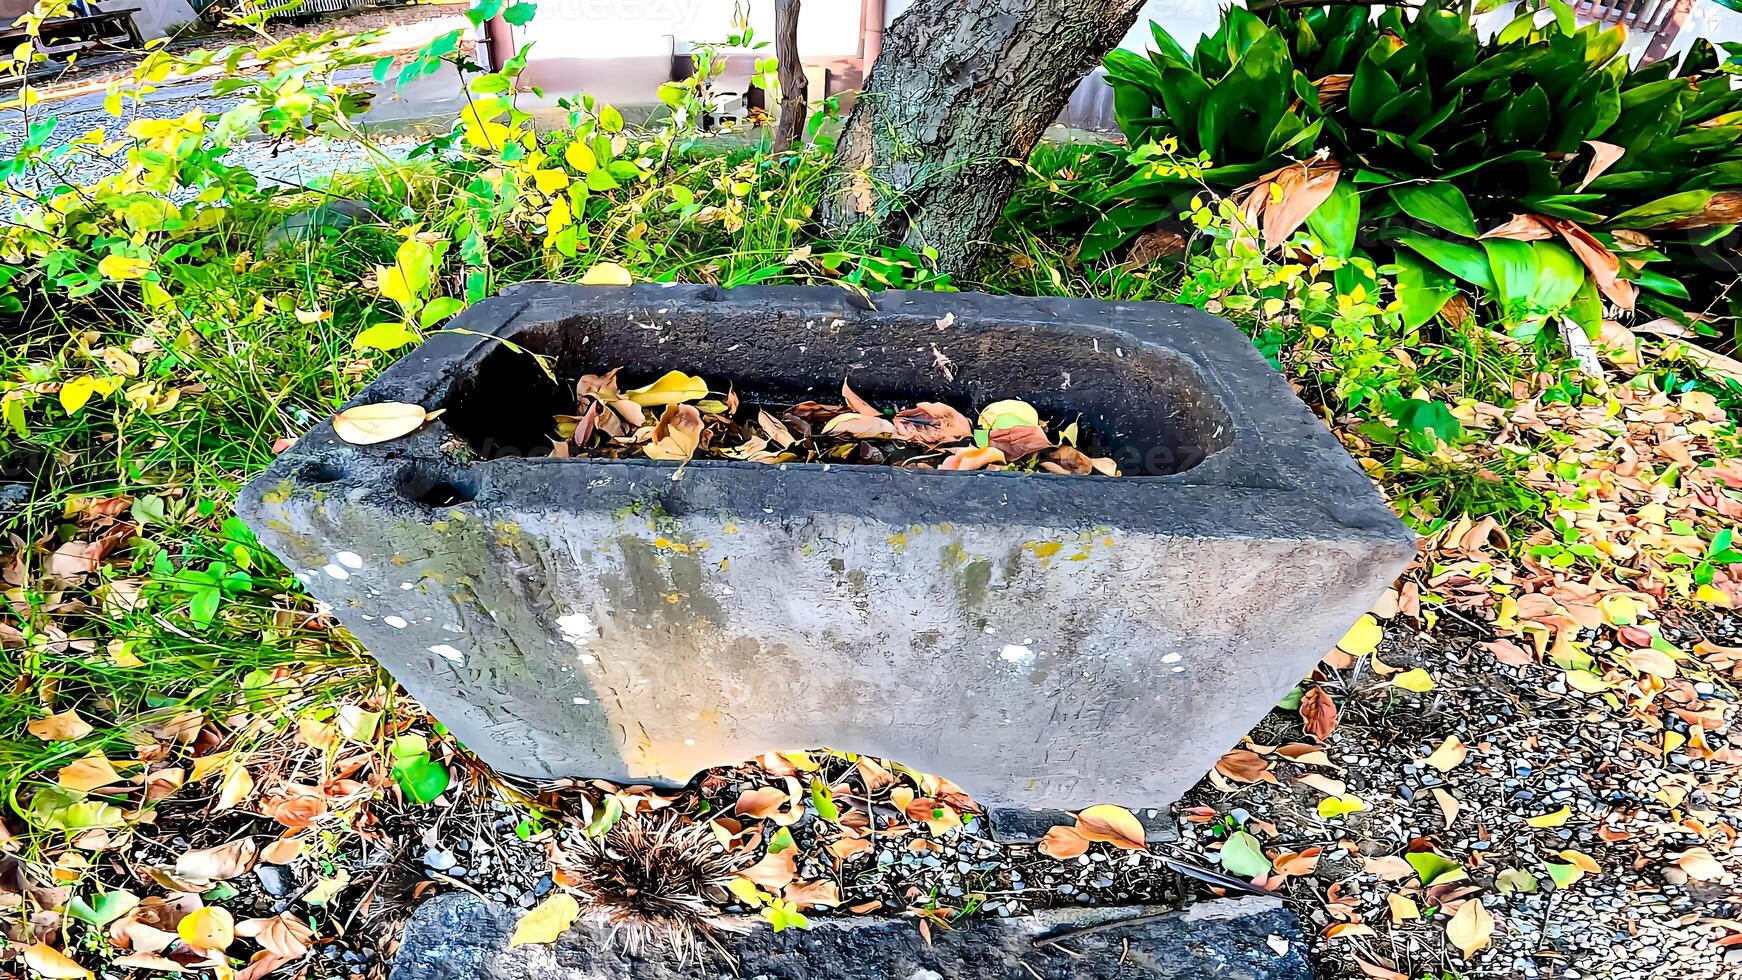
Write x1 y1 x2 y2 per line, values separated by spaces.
440 303 1234 476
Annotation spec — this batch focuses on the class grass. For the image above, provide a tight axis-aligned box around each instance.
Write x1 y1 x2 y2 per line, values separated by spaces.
0 109 1738 889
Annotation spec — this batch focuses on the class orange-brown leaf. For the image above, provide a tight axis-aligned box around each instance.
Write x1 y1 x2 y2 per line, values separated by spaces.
1299 686 1338 741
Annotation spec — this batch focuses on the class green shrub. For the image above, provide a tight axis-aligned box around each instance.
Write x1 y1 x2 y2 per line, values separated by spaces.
1086 1 1742 344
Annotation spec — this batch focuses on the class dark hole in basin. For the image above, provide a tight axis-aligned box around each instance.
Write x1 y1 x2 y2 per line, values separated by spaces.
440 305 1234 476
297 460 348 485
397 464 479 508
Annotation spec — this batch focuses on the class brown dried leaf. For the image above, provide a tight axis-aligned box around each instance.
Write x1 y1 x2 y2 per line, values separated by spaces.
1300 686 1338 741
739 848 796 890
1215 749 1274 784
841 380 879 417
1295 772 1347 797
1432 788 1461 828
891 402 973 444
1038 825 1091 859
1479 214 1553 241
821 412 896 439
1577 141 1625 192
940 447 1006 471
260 836 305 865
1545 217 1636 311
234 913 313 959
988 424 1052 461
1445 899 1495 959
175 837 259 883
782 879 840 909
758 410 796 448
1261 163 1341 251
644 403 704 461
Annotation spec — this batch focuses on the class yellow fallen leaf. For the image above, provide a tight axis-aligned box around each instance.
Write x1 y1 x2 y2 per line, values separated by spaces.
1445 899 1495 959
1526 806 1571 828
57 754 129 792
294 308 329 325
1425 736 1467 772
1317 794 1366 819
1074 804 1147 850
580 261 633 286
177 906 234 952
1336 614 1383 656
1695 584 1732 607
27 709 94 741
976 398 1040 430
22 943 92 979
1564 669 1610 693
214 761 254 812
510 893 580 947
625 371 709 408
1387 893 1420 923
1391 668 1435 692
1597 593 1639 626
332 402 432 445
1559 850 1600 874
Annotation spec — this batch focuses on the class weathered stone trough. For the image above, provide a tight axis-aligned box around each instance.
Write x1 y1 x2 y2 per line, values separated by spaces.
239 284 1413 830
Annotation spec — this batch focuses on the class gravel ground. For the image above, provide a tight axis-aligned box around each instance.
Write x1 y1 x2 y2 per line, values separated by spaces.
237 612 1733 980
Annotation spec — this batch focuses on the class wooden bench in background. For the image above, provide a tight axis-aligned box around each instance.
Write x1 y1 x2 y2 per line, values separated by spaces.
0 5 142 58
1573 0 1694 64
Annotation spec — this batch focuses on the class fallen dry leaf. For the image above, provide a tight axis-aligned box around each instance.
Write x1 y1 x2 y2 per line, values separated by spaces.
177 906 234 953
782 879 841 909
332 402 433 445
739 848 797 890
1038 825 1091 859
1675 847 1725 881
509 893 580 947
23 943 93 979
27 709 94 742
1215 749 1274 784
1300 686 1338 741
235 913 313 959
1445 899 1495 959
175 838 259 883
1425 737 1468 772
1074 804 1146 850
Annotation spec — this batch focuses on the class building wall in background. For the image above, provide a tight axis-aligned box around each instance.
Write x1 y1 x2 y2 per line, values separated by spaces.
132 0 201 39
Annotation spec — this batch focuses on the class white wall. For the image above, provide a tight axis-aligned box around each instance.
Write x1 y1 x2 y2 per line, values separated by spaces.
523 0 864 59
133 0 200 40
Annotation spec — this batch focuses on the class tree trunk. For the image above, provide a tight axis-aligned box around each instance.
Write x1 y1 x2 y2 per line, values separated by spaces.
818 0 1147 275
771 0 808 153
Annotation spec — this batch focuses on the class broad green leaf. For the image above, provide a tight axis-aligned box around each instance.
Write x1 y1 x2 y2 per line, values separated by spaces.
1219 830 1270 876
1389 183 1478 238
391 754 450 804
1393 232 1496 290
1481 238 1540 318
1407 850 1464 885
1305 180 1360 259
1609 189 1717 229
1530 241 1586 313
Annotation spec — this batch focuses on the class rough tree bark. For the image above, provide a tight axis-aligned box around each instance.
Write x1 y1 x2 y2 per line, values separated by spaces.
771 0 808 153
818 0 1148 275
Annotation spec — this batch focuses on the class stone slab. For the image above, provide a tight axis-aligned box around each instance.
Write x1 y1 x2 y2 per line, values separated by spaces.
238 284 1415 814
389 892 1315 980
